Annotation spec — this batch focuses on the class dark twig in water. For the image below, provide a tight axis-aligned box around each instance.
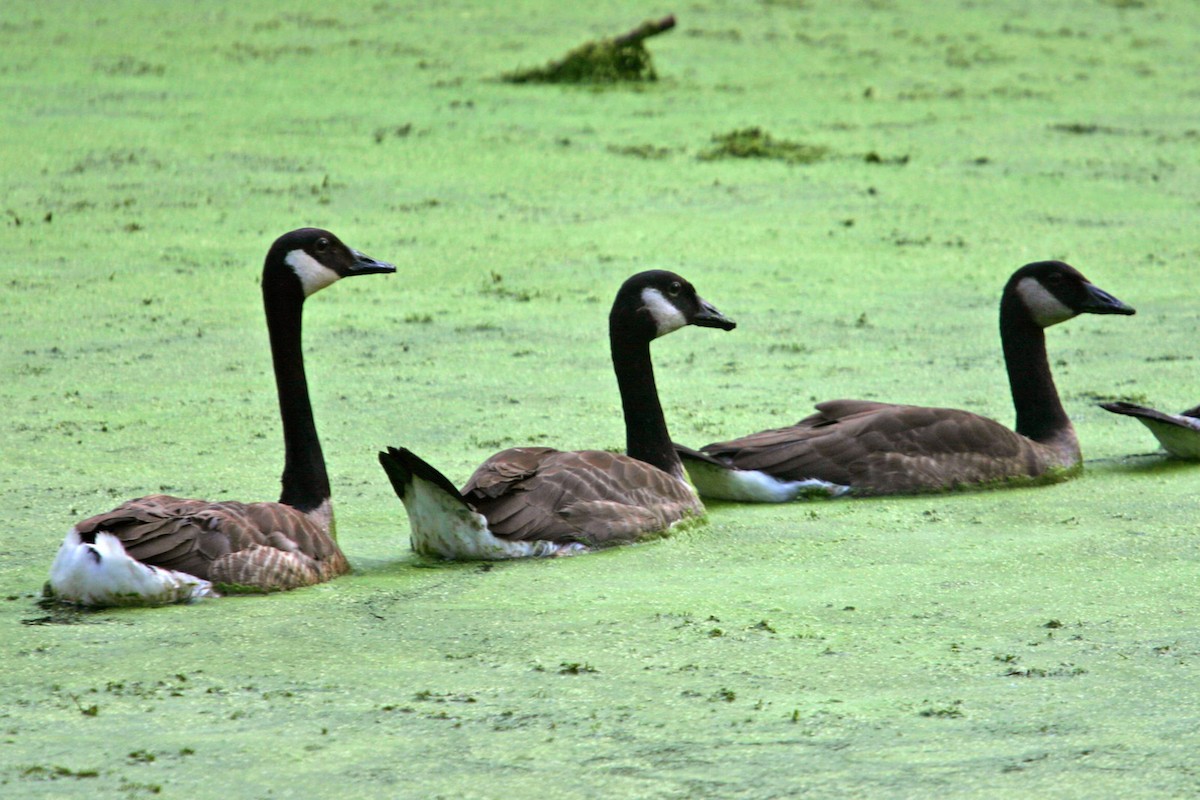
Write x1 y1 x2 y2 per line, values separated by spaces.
611 15 677 47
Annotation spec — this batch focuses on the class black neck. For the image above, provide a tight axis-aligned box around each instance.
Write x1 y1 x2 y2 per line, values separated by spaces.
611 325 683 479
1000 294 1071 443
263 272 331 512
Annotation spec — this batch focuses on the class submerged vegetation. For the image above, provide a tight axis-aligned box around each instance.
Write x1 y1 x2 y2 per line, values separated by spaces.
698 127 830 164
501 15 675 84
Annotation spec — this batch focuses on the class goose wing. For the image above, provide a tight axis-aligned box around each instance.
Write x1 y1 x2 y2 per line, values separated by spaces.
73 494 348 590
702 401 1049 494
462 448 701 546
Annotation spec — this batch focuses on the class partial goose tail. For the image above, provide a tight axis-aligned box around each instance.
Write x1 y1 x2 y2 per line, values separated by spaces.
378 446 470 505
378 446 563 560
379 445 486 559
1099 401 1192 428
674 442 850 503
47 530 215 607
1099 402 1200 460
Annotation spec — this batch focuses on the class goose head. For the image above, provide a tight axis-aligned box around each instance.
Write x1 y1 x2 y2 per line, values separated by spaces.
267 228 396 298
1005 260 1135 328
612 270 737 341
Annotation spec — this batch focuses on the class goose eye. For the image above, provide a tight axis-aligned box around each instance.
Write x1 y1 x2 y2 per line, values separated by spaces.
315 237 329 253
667 281 682 297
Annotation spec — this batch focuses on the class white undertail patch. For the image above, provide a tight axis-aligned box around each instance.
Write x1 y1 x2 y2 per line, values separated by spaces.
683 459 850 502
404 474 577 560
641 287 687 337
1139 418 1200 460
1016 277 1075 327
48 529 215 607
285 249 341 297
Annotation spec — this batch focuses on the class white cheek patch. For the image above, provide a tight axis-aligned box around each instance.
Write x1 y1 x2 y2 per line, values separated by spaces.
1016 277 1075 327
285 249 340 297
641 287 687 337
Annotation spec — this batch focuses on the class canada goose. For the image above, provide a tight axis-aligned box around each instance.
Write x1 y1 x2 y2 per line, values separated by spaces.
677 261 1134 500
47 228 395 606
378 270 736 560
1099 401 1200 459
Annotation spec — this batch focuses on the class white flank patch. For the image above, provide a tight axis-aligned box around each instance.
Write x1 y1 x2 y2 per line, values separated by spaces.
1140 418 1200 460
684 459 850 502
641 287 687 337
48 530 215 607
1016 277 1075 327
404 474 574 560
285 249 341 297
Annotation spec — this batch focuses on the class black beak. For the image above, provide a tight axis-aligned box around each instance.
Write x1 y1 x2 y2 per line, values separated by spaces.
348 249 397 276
1080 283 1135 316
692 298 737 331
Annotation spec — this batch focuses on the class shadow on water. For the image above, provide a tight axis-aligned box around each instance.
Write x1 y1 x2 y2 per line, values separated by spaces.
1085 452 1200 477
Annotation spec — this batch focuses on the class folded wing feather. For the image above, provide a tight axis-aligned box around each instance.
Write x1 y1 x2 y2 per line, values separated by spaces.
463 449 701 546
702 401 1047 494
72 494 348 590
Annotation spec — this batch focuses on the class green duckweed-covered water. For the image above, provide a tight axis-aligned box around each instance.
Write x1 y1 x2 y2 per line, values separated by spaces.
2 1 1198 796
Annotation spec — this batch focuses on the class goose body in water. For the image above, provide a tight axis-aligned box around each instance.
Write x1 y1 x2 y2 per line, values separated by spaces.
379 270 736 560
48 228 395 606
677 261 1134 500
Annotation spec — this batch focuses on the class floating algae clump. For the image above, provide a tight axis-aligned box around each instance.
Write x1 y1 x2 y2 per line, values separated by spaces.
699 127 829 165
502 16 675 85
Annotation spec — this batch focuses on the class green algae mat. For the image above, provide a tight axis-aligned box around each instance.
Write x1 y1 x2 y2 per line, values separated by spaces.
3 1 1199 796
